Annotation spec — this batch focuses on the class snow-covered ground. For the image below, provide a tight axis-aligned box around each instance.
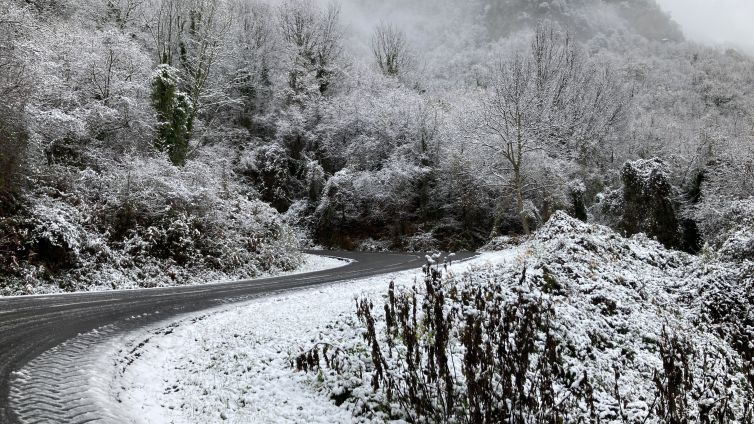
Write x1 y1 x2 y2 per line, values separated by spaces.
275 253 352 276
4 253 349 299
104 251 508 423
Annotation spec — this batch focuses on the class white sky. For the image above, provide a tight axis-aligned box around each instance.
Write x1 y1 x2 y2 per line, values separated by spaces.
655 0 754 54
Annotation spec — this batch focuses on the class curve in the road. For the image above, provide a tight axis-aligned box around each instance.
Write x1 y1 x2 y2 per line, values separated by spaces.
0 251 474 424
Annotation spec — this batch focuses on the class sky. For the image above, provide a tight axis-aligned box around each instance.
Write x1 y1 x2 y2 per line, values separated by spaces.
655 0 754 54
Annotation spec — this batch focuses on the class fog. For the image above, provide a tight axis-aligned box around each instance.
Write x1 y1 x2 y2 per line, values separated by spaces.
656 0 754 54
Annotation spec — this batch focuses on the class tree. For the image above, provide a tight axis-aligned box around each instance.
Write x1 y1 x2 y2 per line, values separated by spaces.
83 29 151 107
146 0 230 102
371 22 410 77
473 25 625 234
225 0 278 131
146 0 181 66
145 0 231 162
151 65 193 166
0 2 32 196
77 0 145 29
105 0 145 29
278 0 342 96
176 0 230 118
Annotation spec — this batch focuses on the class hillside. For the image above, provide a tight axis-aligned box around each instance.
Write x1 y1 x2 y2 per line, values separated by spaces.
1 0 753 294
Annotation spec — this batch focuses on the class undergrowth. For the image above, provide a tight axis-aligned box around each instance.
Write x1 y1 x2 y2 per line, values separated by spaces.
295 258 753 423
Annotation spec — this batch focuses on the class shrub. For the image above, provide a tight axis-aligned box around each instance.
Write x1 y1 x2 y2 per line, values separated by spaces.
294 212 753 422
0 155 302 295
693 198 754 261
299 266 601 423
593 158 685 250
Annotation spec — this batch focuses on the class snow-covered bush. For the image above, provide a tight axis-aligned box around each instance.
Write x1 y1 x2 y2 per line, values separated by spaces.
314 162 430 248
27 195 87 265
592 158 685 250
480 234 525 251
401 231 438 252
620 158 680 248
0 155 302 295
568 179 588 221
295 212 753 422
0 189 109 294
239 142 294 212
355 238 392 252
101 157 302 280
693 198 754 261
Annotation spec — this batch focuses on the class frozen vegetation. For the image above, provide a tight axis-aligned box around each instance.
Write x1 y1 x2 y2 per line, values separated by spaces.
0 0 752 421
108 214 752 422
1 0 753 295
106 250 514 423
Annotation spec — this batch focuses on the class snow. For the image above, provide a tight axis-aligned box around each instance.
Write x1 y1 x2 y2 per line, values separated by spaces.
277 253 352 276
102 214 752 422
103 251 511 423
1 253 350 299
26 211 744 423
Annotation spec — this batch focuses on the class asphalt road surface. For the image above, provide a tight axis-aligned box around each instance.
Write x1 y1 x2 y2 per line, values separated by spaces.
0 250 474 423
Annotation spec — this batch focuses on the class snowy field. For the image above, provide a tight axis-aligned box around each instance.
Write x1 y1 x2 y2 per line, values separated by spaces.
105 251 507 423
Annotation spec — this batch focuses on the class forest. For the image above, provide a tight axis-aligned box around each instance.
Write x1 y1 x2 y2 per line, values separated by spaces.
0 0 753 294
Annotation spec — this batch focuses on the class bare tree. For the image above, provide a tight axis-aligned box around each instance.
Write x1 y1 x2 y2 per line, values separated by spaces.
145 0 231 149
105 0 145 29
74 0 145 30
371 21 409 77
278 0 342 96
475 25 626 234
146 0 181 65
232 0 276 60
178 0 231 109
147 0 230 101
0 2 31 194
315 2 342 93
226 0 278 125
89 36 118 104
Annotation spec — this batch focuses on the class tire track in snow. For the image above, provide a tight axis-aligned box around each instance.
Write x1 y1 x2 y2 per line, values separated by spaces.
8 316 151 424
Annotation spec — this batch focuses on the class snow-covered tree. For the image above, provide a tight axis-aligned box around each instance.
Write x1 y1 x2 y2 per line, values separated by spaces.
224 0 279 132
151 65 193 165
278 0 343 97
0 1 33 195
371 22 410 78
174 0 231 117
472 25 626 233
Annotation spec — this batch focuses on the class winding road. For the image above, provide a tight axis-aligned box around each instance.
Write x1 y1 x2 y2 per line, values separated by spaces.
0 250 473 423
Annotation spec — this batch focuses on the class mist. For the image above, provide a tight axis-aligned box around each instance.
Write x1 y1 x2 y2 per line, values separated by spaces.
656 0 754 54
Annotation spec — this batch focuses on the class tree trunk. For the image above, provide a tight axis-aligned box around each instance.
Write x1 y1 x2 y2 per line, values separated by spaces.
514 166 530 235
